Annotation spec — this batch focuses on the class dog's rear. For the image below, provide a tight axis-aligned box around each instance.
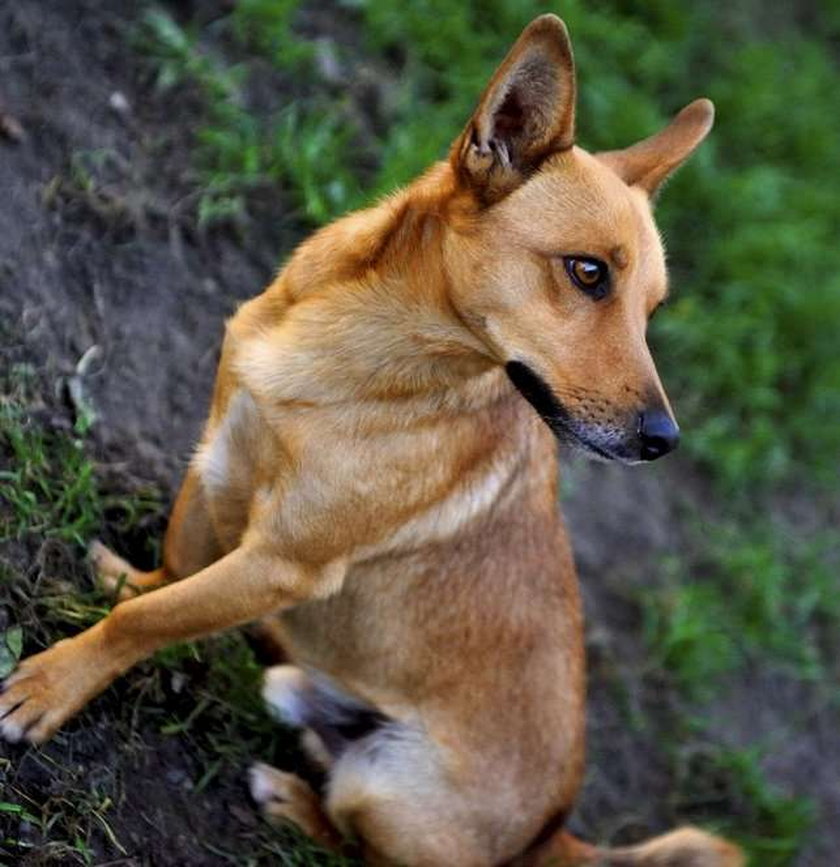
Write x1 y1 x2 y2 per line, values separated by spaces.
1 14 740 867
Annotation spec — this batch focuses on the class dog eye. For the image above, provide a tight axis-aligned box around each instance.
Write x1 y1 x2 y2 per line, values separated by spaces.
563 257 610 301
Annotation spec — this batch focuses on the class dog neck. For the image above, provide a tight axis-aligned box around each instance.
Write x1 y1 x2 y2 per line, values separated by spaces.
236 164 510 418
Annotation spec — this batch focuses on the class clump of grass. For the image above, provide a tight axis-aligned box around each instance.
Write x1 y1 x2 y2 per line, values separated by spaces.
0 358 159 644
137 8 359 227
673 743 815 867
643 522 840 696
0 363 133 864
0 360 163 557
231 0 313 69
642 573 735 691
635 517 836 865
0 364 101 546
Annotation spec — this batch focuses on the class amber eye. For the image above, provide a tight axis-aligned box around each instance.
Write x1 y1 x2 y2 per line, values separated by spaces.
563 256 610 301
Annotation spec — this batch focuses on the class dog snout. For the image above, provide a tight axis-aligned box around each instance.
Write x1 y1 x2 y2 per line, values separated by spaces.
638 409 680 461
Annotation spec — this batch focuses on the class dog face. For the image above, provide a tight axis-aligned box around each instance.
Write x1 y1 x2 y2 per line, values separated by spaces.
446 16 713 463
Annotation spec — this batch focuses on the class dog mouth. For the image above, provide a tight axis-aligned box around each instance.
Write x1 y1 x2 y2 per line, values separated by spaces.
504 361 636 463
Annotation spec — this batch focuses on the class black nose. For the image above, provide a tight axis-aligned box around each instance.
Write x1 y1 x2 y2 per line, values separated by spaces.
638 410 680 461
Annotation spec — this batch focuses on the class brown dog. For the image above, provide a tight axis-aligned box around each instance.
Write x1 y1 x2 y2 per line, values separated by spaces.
1 15 742 867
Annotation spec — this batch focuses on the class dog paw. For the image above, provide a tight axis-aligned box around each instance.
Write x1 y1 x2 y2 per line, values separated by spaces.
249 763 315 815
262 664 309 726
249 763 339 847
0 631 111 744
89 540 137 600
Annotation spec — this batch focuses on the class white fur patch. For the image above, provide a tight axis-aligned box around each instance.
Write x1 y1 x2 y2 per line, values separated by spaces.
262 665 309 727
193 389 255 495
361 453 520 558
0 717 23 743
249 763 280 804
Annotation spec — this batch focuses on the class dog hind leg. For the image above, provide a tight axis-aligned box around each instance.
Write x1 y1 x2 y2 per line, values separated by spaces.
258 670 519 866
262 664 388 771
261 665 334 769
91 467 222 600
324 731 496 867
249 763 344 851
89 541 166 600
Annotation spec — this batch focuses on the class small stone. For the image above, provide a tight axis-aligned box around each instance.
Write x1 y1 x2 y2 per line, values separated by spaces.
315 38 342 84
108 91 131 117
0 111 25 142
228 804 256 826
166 767 190 786
170 671 186 694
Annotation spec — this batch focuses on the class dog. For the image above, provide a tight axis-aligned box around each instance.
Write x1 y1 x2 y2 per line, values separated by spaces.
0 15 742 867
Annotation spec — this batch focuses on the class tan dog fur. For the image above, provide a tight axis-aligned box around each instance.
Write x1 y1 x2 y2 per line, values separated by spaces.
1 16 742 867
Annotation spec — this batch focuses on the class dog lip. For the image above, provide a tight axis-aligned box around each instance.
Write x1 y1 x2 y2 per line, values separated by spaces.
561 419 640 463
504 360 628 462
505 360 572 436
564 426 618 460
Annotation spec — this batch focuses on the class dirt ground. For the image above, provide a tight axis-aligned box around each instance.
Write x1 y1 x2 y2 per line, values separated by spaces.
0 2 837 865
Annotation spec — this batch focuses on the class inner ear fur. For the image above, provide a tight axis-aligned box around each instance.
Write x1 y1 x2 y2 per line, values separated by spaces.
597 98 715 197
450 14 576 205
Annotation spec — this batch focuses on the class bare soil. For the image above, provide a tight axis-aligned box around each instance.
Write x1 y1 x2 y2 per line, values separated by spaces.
0 2 836 865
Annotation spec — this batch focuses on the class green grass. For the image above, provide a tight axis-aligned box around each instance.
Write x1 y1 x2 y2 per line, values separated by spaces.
643 521 840 695
0 364 101 546
0 361 162 554
136 7 360 227
634 515 838 865
672 742 816 867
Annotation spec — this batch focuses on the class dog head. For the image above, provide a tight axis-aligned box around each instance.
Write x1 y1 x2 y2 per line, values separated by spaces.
445 15 713 463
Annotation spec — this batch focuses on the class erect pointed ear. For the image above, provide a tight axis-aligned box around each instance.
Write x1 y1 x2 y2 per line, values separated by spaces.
598 98 715 197
450 14 576 205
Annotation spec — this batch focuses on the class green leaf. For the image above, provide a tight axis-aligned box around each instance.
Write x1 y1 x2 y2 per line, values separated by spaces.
0 625 23 678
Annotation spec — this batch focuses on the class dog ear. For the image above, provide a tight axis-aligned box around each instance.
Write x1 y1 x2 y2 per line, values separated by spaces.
598 99 714 197
450 15 576 205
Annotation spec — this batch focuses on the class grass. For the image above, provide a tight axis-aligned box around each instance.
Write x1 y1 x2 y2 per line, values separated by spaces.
643 521 840 695
136 7 361 227
0 364 101 546
672 742 816 867
630 511 838 865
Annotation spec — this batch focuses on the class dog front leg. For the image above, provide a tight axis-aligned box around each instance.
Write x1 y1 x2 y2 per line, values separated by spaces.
0 546 347 744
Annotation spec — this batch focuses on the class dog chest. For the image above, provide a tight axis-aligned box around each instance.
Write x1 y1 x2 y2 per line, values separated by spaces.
194 389 528 560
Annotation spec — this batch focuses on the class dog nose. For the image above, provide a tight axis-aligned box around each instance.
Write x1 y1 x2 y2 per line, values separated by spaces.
638 410 680 461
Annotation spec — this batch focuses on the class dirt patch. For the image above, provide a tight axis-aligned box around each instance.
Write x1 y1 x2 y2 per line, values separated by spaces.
0 0 298 487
